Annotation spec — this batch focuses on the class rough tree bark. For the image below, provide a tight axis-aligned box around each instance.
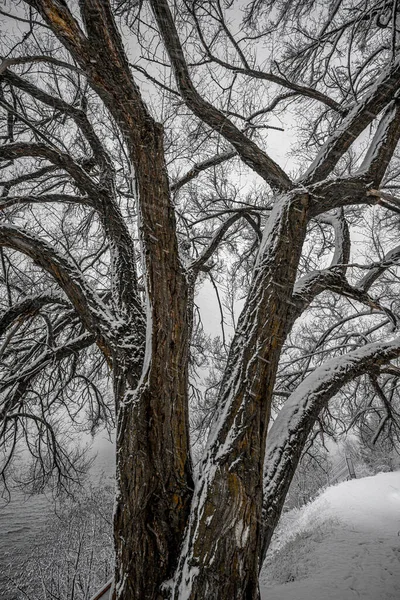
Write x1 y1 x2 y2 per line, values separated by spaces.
18 2 194 598
1 2 400 600
171 192 309 599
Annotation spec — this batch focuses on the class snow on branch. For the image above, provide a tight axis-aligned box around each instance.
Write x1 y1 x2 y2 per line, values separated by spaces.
357 95 400 186
302 55 400 185
318 209 351 271
0 225 119 355
261 335 400 559
307 176 396 217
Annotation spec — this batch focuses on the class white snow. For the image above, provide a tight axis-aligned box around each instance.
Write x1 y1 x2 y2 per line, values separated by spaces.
260 471 400 600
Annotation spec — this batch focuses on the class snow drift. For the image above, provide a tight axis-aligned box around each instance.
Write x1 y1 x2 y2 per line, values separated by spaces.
260 471 400 600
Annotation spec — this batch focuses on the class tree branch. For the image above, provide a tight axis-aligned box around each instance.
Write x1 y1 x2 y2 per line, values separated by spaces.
0 294 69 338
1 68 112 171
0 54 83 76
0 142 99 197
0 225 117 355
188 212 244 273
149 0 293 191
261 335 400 561
0 332 95 398
0 140 143 318
200 57 343 114
358 244 400 292
0 165 60 195
318 209 351 272
0 193 92 210
22 0 89 58
171 150 237 192
293 267 396 328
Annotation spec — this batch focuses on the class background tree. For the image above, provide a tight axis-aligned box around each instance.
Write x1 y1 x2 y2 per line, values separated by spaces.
1 1 400 599
6 484 114 600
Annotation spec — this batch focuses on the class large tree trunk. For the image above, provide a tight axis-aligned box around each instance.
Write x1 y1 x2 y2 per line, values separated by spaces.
112 116 194 598
114 360 193 600
34 4 197 595
172 192 309 600
112 260 194 600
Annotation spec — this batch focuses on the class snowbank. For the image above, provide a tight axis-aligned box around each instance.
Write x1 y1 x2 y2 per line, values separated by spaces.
260 471 400 600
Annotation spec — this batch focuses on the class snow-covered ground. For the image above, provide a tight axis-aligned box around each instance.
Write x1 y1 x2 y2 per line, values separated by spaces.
260 471 400 600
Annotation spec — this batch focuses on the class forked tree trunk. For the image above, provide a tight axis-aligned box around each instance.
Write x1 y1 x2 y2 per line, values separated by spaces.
7 3 400 600
172 192 309 600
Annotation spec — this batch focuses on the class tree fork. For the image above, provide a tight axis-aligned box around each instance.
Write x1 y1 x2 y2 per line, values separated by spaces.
172 191 309 600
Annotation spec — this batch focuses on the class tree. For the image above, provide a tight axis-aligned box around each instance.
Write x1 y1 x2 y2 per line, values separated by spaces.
6 484 114 600
1 1 400 598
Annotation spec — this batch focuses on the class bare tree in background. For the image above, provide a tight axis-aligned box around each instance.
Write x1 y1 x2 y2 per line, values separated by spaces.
6 484 114 600
1 1 400 598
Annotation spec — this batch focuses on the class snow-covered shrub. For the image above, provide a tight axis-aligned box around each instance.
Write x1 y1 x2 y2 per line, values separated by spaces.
284 443 332 510
5 484 114 600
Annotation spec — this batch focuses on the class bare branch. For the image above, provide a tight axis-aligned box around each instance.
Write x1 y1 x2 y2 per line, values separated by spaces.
201 58 343 114
0 225 116 354
293 266 396 328
149 0 293 191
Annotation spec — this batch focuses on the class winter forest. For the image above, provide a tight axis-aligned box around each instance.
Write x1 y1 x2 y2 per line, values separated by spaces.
1 0 400 599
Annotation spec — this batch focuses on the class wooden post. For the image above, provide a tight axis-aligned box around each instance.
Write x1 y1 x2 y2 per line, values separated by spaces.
345 456 356 480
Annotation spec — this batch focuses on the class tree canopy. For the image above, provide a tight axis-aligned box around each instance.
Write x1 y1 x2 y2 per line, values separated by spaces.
1 1 400 599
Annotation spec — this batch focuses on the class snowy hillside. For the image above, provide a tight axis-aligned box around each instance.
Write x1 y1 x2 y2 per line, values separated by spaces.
260 471 400 600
